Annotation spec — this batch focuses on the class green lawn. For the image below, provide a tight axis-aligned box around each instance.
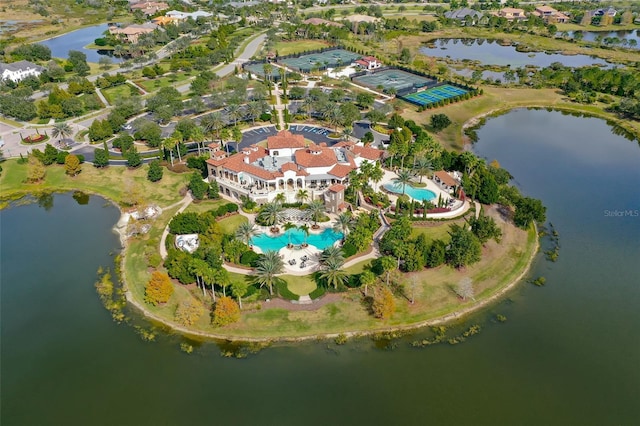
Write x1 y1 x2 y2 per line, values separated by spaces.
0 159 189 208
136 72 193 93
218 214 247 234
274 40 332 56
283 275 317 296
102 84 140 104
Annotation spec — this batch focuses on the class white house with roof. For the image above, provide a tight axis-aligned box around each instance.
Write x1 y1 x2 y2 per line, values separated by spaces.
0 61 44 82
165 10 213 20
206 130 384 204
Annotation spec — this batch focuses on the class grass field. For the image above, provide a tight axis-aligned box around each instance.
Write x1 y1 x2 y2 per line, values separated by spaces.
274 40 332 56
136 72 193 93
101 84 139 104
0 159 189 207
283 275 317 296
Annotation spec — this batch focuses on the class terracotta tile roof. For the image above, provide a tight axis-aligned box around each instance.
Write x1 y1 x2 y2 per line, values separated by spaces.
302 18 342 27
362 56 379 62
338 202 349 210
434 170 458 187
328 183 346 193
266 130 306 150
295 147 337 168
328 164 354 178
334 141 384 161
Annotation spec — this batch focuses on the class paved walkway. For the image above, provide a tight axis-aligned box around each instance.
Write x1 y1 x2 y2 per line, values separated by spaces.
159 192 193 260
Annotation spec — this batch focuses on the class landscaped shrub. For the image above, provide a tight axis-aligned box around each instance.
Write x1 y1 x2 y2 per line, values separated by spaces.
309 285 326 300
240 250 261 267
212 296 241 326
216 204 229 216
342 242 357 258
276 280 298 301
174 298 205 326
145 271 174 306
169 212 205 234
225 203 238 213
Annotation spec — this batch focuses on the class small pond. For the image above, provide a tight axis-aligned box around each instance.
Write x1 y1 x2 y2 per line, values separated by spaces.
38 23 123 63
420 38 612 68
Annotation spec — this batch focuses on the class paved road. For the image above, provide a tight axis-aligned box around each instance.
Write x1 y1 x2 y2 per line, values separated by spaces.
353 120 389 148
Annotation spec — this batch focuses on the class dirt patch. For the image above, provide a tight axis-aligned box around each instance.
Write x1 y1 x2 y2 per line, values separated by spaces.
261 293 344 311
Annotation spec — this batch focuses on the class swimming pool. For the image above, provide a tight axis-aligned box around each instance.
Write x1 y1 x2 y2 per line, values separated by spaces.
383 182 436 202
251 228 343 252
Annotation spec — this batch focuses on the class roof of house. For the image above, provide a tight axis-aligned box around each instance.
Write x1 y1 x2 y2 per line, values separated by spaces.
0 60 43 73
266 130 306 150
341 14 380 23
328 164 353 178
302 18 342 27
361 56 378 62
535 5 557 13
295 146 338 168
166 10 213 19
434 170 458 187
328 183 346 193
501 7 525 15
334 141 384 161
444 8 484 20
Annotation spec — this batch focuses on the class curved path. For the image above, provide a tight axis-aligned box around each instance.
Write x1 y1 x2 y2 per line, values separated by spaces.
159 193 193 260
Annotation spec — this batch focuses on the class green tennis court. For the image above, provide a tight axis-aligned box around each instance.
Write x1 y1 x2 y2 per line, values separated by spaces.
352 69 436 92
401 84 469 106
244 63 281 79
279 49 361 72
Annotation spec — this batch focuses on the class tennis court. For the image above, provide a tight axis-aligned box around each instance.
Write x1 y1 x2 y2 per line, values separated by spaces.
402 84 468 106
279 49 361 72
352 69 436 92
244 63 281 79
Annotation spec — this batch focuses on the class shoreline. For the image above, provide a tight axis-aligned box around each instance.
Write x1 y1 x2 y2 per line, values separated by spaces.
114 202 539 342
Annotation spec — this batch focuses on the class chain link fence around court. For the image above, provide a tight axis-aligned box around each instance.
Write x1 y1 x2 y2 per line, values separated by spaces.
279 49 361 72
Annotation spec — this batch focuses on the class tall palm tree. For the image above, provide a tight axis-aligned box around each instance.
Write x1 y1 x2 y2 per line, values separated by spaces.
191 125 205 155
259 202 283 227
299 224 310 246
235 221 260 246
414 156 434 183
162 137 177 166
360 270 376 296
51 122 72 144
394 169 415 196
322 103 341 131
319 258 348 289
274 192 286 205
254 250 284 295
283 222 296 247
227 103 243 127
320 245 344 265
296 189 309 204
189 258 210 298
201 111 224 140
246 100 263 126
370 162 384 193
301 97 315 118
308 199 325 228
333 212 355 242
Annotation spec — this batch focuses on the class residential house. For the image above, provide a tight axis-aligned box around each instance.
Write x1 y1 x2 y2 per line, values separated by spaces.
497 7 527 21
130 1 169 16
355 56 382 70
302 18 343 28
165 10 213 20
206 130 384 204
109 22 160 43
445 8 485 25
432 170 459 194
587 7 617 18
0 60 44 82
532 5 570 23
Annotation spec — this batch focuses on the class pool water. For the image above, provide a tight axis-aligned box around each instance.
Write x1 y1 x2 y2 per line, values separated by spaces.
251 228 343 252
384 182 436 202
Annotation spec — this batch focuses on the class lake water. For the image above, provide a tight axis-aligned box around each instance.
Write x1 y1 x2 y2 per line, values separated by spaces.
561 29 640 47
2 110 639 425
38 23 122 63
421 38 612 68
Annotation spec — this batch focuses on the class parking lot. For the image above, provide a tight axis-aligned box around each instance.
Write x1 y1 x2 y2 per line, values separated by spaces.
238 125 336 151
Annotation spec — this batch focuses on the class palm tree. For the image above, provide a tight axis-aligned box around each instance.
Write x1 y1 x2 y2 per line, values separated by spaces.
319 258 348 289
360 270 375 296
299 224 310 246
162 137 177 166
189 258 210 298
253 250 284 295
379 256 396 286
113 44 126 59
274 192 286 205
191 125 205 155
227 103 243 127
51 122 72 144
283 221 296 247
296 189 309 204
320 245 344 265
259 202 283 228
201 111 224 140
213 268 230 297
246 100 263 126
235 221 260 246
370 162 384 193
301 97 315 118
394 169 414 196
414 157 433 183
333 212 355 242
308 199 325 229
232 126 243 154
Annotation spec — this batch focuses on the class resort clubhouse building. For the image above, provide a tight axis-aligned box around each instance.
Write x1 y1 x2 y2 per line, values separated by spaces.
206 130 384 205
